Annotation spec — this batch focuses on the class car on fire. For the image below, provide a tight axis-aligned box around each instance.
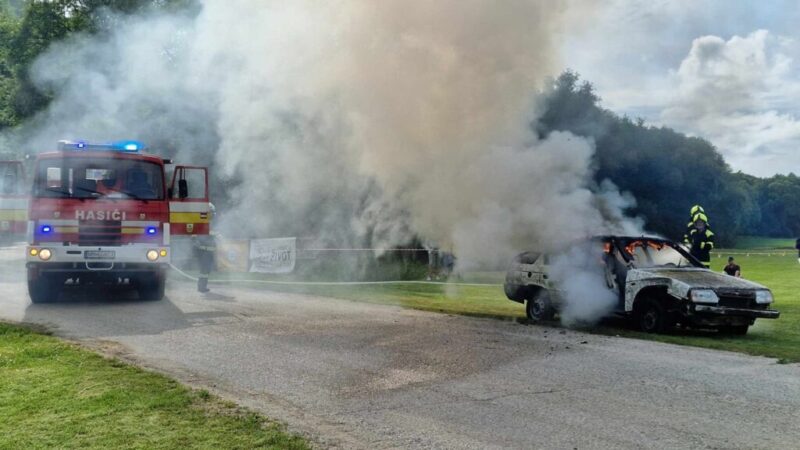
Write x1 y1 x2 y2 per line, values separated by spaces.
504 235 779 335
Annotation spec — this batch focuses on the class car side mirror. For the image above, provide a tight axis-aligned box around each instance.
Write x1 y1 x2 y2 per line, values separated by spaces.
178 179 188 199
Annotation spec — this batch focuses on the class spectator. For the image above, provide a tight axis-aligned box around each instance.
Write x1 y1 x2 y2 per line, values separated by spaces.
723 256 741 277
796 238 800 264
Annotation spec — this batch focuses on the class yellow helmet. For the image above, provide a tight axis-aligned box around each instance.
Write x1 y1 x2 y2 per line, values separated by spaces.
690 205 705 216
692 212 709 224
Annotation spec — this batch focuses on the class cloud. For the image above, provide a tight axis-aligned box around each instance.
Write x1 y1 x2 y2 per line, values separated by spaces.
661 30 800 176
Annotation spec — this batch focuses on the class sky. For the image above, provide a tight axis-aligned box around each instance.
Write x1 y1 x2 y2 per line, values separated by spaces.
562 0 800 177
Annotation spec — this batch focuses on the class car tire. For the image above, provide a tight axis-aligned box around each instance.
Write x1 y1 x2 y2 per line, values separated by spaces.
137 274 166 301
637 298 669 333
719 325 749 336
28 275 58 304
526 290 555 321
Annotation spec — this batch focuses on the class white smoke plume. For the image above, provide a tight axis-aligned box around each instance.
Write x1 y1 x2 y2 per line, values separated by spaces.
5 0 643 313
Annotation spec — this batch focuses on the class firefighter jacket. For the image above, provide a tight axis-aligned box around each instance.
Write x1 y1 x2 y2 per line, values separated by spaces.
192 233 217 253
687 228 714 265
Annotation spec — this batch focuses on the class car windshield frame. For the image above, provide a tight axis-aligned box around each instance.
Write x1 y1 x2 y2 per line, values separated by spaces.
33 156 165 201
614 237 703 269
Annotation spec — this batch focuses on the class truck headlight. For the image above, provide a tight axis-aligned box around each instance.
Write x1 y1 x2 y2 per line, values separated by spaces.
690 289 719 304
146 250 159 261
755 290 773 304
38 248 52 261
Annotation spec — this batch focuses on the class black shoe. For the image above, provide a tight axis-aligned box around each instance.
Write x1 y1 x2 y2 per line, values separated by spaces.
198 288 210 293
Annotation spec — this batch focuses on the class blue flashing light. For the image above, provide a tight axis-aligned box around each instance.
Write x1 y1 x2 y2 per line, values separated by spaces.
146 227 158 235
41 225 52 234
58 139 146 152
112 140 145 152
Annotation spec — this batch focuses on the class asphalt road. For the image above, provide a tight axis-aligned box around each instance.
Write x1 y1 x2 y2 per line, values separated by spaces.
1 246 799 449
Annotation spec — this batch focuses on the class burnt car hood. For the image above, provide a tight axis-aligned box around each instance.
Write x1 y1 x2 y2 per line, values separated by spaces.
628 267 768 291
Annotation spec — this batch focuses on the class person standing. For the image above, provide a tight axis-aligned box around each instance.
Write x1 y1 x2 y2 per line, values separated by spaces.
192 203 217 293
723 257 741 277
795 238 800 264
686 215 715 268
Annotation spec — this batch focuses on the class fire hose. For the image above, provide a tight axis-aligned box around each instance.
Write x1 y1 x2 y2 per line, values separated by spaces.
168 263 499 287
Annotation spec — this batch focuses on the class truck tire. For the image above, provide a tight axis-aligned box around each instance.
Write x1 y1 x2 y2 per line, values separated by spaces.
636 298 670 333
28 275 58 304
526 290 555 321
719 325 749 336
138 274 165 301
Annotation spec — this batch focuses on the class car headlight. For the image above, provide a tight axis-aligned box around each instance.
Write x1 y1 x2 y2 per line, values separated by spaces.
755 290 773 304
38 248 52 261
146 250 159 261
690 289 719 304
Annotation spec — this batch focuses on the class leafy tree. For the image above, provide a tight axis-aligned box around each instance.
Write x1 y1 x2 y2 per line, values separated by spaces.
0 0 195 130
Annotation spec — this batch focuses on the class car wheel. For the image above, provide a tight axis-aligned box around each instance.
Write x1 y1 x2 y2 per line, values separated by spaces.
526 290 555 321
719 325 749 336
637 298 669 333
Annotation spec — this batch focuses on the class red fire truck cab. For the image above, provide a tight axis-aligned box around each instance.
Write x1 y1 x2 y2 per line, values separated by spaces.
0 160 27 244
26 140 210 303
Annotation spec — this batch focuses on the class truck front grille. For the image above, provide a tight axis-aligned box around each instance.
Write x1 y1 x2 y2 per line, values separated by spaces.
79 220 122 246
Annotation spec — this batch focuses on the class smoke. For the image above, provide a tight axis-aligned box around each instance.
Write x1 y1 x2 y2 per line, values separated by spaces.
5 0 644 320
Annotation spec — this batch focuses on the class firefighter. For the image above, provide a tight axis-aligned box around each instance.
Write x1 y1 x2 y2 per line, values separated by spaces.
684 206 709 239
192 203 217 293
686 215 715 268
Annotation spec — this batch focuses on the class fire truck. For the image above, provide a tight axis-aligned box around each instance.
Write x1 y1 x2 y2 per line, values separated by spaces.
26 140 210 303
0 160 27 245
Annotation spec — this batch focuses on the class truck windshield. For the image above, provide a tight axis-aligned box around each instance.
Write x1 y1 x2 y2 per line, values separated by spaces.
620 239 699 268
34 157 164 200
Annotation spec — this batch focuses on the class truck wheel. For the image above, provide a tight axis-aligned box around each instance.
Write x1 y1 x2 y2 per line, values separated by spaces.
526 290 555 321
138 274 165 301
28 275 58 304
637 298 669 333
719 325 749 336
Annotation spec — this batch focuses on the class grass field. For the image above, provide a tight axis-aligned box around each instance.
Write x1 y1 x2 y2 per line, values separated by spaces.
0 322 309 449
200 240 800 363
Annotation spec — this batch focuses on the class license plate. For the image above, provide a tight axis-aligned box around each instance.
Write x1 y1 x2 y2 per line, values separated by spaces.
85 251 115 260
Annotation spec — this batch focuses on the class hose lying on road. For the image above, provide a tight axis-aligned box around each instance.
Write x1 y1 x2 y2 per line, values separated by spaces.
168 263 500 287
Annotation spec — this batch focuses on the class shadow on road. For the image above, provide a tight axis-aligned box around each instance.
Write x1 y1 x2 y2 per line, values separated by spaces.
20 284 238 337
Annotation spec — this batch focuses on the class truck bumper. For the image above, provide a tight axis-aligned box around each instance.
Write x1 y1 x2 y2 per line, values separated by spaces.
26 244 169 281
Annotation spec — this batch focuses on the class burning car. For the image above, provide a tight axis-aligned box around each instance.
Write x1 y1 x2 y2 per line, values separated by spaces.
504 236 779 335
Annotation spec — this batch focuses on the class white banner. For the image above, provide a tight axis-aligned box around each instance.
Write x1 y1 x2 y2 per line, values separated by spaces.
249 237 296 274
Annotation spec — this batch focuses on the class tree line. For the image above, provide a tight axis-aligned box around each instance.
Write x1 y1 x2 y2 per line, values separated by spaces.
2 1 798 246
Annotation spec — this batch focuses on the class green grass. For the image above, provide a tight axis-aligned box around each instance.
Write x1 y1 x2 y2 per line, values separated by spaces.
0 322 310 450
201 244 800 363
732 236 797 249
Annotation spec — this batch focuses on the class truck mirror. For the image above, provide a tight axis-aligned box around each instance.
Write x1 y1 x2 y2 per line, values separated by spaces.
167 187 173 198
178 179 188 199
